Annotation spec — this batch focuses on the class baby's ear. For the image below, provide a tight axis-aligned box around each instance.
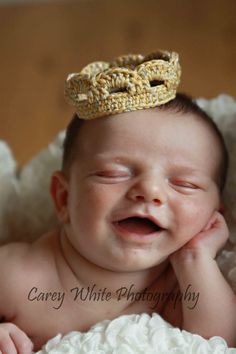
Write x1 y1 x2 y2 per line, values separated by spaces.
50 171 70 223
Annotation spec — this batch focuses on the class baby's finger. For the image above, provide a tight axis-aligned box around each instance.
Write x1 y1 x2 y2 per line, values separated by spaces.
0 335 17 354
9 326 34 354
214 211 228 231
202 210 220 231
203 210 227 232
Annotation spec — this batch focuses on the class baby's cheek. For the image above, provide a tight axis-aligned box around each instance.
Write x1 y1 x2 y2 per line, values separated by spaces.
81 184 119 204
175 199 214 236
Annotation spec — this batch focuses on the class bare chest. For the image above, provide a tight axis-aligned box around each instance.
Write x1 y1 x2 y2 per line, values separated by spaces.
11 283 128 350
11 281 182 351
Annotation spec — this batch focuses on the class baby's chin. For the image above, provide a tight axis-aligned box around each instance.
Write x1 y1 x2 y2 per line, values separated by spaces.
97 254 169 273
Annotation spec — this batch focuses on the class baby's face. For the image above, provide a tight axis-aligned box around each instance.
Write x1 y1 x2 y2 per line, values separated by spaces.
65 108 221 272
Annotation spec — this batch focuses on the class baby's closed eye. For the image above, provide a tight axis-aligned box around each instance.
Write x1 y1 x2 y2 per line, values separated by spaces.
168 178 201 193
91 169 132 183
170 180 199 188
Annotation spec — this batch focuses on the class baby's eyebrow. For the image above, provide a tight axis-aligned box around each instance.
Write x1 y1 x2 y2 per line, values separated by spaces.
170 164 202 175
93 154 131 164
171 165 198 173
170 164 210 180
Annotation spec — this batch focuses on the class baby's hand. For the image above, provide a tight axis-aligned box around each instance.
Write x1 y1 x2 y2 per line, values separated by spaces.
0 323 34 354
170 211 228 262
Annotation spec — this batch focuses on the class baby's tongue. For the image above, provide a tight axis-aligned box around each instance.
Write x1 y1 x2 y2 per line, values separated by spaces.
118 217 158 235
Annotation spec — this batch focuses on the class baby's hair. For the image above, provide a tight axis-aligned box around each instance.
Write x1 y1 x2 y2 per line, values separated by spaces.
62 93 228 193
62 115 83 175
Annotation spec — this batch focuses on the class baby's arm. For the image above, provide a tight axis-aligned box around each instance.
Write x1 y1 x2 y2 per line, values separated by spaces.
170 211 236 347
0 243 34 354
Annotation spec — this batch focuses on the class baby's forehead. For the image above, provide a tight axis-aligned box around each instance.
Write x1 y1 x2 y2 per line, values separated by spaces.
81 108 215 142
79 109 221 165
68 107 226 191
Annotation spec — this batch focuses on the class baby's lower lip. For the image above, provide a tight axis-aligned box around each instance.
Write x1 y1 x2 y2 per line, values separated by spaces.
111 221 164 243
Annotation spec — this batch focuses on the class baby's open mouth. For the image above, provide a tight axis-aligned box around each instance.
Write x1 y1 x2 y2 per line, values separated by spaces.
116 216 163 235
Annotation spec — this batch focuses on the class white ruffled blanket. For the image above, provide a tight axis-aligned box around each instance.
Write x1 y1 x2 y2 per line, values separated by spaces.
0 95 236 353
36 313 235 354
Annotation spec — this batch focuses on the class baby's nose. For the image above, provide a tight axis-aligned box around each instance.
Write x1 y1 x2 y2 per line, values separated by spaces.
133 194 162 205
127 176 166 205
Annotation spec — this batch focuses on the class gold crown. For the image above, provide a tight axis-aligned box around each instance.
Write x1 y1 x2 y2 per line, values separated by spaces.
64 50 181 120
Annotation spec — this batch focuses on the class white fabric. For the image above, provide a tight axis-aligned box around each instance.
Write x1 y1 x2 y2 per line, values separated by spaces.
0 94 236 353
36 313 235 354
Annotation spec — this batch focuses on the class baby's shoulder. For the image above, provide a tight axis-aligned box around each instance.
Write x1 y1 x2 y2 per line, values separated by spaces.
0 235 55 289
0 240 46 291
0 241 33 317
0 232 59 313
0 241 32 275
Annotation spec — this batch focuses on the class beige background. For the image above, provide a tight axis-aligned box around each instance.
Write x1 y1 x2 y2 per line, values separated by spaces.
0 0 236 166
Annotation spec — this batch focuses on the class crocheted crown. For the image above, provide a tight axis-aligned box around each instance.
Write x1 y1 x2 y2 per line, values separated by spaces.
64 50 181 120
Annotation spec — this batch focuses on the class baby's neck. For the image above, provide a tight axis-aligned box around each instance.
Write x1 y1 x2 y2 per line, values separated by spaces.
56 229 169 300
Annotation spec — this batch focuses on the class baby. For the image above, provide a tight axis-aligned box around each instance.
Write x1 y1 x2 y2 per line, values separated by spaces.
0 51 236 353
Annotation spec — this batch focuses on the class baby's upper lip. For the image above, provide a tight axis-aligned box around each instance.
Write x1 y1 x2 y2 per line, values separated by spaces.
113 212 166 230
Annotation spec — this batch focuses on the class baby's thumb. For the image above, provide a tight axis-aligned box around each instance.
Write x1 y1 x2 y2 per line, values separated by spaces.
202 211 219 232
